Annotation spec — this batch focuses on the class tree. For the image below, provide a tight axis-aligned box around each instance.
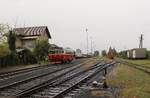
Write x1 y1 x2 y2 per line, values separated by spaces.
18 49 37 65
0 24 10 44
34 38 50 61
112 48 117 56
4 30 18 66
146 50 150 59
0 43 10 57
0 24 19 66
0 24 11 58
8 30 16 52
94 50 99 56
118 51 127 59
101 50 107 56
107 46 115 59
0 24 10 33
108 47 113 54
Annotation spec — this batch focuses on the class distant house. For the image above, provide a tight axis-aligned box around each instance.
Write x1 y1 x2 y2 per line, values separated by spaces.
13 26 51 50
127 48 147 59
127 50 133 59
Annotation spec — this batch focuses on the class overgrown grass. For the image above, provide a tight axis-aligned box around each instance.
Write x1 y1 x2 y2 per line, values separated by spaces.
107 64 150 98
116 58 150 68
98 56 113 62
39 59 51 64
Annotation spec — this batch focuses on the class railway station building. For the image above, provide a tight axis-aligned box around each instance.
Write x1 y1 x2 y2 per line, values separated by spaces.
13 26 51 50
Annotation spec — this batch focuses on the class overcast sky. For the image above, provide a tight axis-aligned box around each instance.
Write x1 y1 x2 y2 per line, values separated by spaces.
0 0 150 53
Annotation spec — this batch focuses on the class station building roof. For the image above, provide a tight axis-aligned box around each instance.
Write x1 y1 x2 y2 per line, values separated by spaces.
13 26 51 38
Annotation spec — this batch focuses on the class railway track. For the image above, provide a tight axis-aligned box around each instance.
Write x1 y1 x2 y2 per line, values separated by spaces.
0 59 94 98
0 59 86 89
119 60 150 75
0 64 51 79
0 59 85 80
26 61 116 98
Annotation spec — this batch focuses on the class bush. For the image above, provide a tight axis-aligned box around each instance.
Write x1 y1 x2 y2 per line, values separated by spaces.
8 30 16 52
0 43 10 57
0 51 19 67
101 50 107 56
34 38 50 61
117 51 128 59
18 49 37 65
146 51 150 59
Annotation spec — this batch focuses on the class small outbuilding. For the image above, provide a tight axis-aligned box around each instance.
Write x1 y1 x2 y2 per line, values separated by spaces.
127 50 133 59
127 48 147 59
13 26 51 50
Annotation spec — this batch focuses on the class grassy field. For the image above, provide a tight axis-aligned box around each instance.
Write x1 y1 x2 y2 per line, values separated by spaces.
107 64 150 98
116 58 150 68
98 56 113 62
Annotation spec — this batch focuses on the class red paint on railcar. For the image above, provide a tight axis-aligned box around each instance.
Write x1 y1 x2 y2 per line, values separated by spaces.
48 54 74 63
48 47 75 63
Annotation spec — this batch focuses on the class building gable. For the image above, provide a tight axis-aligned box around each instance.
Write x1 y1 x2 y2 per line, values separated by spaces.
13 26 51 38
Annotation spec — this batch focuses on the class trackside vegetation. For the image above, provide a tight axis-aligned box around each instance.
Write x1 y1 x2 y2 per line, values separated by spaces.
0 24 50 67
107 63 150 98
117 58 150 68
34 37 50 62
0 30 19 66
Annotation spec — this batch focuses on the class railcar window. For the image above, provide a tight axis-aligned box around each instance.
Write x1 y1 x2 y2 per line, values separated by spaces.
49 50 55 54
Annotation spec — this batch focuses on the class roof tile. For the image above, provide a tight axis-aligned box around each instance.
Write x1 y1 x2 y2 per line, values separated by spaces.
13 26 51 38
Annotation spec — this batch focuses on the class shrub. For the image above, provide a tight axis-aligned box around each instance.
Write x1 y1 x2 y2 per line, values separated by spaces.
101 50 107 56
18 49 37 65
34 38 50 61
117 51 128 59
0 51 19 67
146 51 150 59
0 43 10 57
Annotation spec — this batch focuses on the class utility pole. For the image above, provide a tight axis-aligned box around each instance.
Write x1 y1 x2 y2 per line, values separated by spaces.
86 28 88 55
14 16 19 28
90 36 93 54
139 34 143 48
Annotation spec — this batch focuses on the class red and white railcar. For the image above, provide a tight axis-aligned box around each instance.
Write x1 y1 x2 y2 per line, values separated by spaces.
48 47 75 63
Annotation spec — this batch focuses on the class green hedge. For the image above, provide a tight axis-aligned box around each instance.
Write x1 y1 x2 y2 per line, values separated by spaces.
0 49 37 67
18 49 37 65
0 51 19 67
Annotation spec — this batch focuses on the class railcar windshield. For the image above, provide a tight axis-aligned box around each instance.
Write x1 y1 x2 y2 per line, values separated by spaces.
49 49 64 54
